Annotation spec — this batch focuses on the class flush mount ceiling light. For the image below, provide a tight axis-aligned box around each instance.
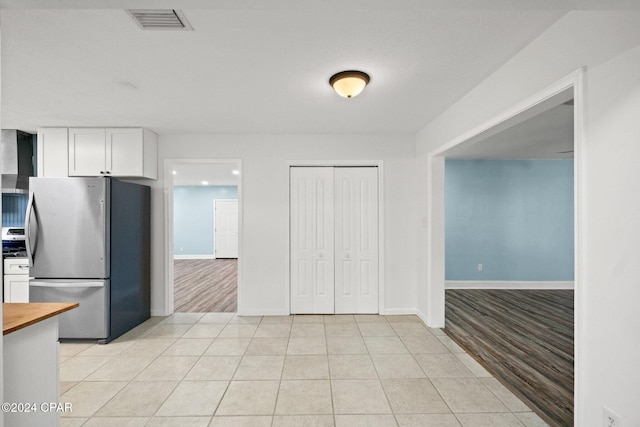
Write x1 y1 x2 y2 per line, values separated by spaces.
329 70 370 98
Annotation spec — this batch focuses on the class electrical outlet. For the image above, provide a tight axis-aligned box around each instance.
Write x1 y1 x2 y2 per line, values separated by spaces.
477 263 483 272
603 407 621 427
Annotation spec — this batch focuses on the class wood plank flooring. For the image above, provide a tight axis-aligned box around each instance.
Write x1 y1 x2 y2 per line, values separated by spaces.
174 259 237 313
444 289 574 427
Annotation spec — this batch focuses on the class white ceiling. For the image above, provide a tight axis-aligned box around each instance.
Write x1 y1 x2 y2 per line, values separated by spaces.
0 2 574 134
172 162 240 186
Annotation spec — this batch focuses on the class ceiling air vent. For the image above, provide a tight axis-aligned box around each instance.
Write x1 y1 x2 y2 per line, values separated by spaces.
126 9 193 31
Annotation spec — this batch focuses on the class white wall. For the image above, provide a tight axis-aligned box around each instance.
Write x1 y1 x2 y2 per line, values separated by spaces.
583 42 640 427
416 10 640 427
149 134 417 316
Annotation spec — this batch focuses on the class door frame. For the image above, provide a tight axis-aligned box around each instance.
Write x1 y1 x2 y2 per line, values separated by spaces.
285 160 385 314
213 198 239 259
425 69 584 425
164 159 243 315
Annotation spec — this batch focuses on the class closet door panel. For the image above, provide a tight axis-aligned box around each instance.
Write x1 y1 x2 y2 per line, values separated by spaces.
335 167 379 314
335 173 356 312
290 167 335 314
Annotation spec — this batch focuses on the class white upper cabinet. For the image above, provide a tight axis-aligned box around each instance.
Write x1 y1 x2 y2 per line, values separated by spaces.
68 128 106 176
68 127 157 179
37 128 69 177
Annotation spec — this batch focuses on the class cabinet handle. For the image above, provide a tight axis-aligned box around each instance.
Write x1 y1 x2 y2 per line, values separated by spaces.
100 171 105 174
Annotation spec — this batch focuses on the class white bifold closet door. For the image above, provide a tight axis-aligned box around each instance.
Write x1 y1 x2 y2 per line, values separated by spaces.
290 166 378 314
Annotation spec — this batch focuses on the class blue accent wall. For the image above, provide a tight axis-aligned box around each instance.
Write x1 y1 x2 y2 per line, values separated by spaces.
445 159 574 281
174 186 238 256
2 194 28 227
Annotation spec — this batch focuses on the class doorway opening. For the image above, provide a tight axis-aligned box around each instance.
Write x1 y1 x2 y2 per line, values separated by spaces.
168 160 241 313
426 72 583 426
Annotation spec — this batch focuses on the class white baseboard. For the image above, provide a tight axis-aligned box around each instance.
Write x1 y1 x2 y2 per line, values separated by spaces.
445 280 574 290
150 309 168 317
173 255 215 260
415 309 429 326
383 308 418 316
383 309 446 330
238 309 290 316
240 309 425 317
414 308 445 329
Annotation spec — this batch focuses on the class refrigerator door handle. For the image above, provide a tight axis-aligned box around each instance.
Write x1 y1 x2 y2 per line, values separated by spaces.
25 192 39 267
30 281 106 288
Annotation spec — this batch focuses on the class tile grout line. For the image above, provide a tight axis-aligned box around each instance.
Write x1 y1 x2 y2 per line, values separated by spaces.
143 313 226 424
85 325 167 422
393 318 459 425
323 316 337 427
416 316 516 426
95 322 163 421
175 317 224 422
60 317 165 424
209 314 239 422
270 316 291 424
367 317 401 426
130 319 195 422
215 314 260 420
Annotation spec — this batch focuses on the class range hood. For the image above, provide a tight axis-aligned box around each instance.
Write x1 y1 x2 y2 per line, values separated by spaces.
1 129 35 194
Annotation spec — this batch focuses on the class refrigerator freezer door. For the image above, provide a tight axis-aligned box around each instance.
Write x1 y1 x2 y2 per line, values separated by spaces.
29 279 110 340
27 177 110 279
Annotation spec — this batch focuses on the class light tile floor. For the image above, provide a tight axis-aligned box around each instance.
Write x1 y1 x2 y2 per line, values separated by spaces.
59 314 549 427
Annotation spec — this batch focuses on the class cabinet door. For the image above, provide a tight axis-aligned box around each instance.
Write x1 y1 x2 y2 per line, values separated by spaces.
4 276 30 303
106 128 144 176
68 128 106 176
37 128 69 177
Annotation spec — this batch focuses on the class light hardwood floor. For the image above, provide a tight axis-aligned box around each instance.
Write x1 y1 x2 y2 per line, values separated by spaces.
444 289 573 427
174 259 237 313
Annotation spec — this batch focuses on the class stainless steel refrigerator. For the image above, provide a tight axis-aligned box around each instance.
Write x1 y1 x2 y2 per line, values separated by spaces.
26 177 150 343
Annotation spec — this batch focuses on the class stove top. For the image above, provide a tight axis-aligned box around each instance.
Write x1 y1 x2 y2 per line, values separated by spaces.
2 227 27 257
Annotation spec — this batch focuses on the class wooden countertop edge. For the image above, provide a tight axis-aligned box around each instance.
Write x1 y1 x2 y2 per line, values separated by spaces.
3 303 79 335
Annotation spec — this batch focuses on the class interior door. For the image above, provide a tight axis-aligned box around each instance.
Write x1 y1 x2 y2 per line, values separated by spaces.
290 167 335 314
334 167 379 313
214 199 239 258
